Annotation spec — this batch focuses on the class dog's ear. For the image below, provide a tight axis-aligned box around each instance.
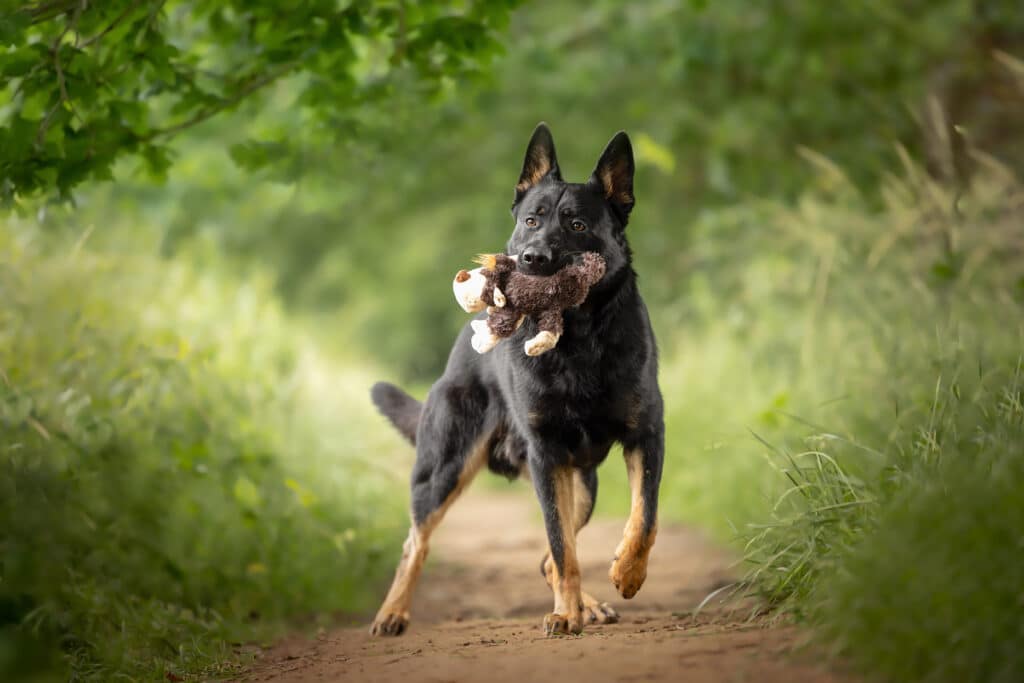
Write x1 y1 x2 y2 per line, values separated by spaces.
589 131 635 222
515 123 561 203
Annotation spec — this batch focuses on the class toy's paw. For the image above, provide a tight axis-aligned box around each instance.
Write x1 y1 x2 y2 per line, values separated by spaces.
470 319 500 354
493 285 506 308
453 267 488 313
524 330 560 356
369 610 409 637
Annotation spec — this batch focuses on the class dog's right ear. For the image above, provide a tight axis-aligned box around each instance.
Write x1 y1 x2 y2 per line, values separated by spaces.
514 122 561 204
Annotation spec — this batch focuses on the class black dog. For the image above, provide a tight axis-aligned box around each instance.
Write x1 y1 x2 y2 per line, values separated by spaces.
369 124 663 637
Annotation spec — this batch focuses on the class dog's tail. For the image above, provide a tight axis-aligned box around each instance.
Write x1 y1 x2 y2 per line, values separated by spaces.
370 382 422 446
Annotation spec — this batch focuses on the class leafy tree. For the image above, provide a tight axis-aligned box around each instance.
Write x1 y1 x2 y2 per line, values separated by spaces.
0 0 518 202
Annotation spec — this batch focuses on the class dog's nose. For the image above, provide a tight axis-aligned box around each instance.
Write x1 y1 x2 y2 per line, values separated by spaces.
521 247 552 268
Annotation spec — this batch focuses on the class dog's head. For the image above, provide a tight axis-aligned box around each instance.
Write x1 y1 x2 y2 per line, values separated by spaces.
506 123 635 286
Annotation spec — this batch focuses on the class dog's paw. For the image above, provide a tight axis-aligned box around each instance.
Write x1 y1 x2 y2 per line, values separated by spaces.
369 610 409 637
543 612 583 637
524 330 560 356
582 593 619 625
609 550 649 600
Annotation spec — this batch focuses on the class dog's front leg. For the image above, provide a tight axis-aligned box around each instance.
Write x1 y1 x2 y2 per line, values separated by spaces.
610 431 663 599
529 456 584 636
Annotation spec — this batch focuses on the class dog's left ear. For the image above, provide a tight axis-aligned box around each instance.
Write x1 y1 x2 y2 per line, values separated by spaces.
515 122 561 204
589 131 635 222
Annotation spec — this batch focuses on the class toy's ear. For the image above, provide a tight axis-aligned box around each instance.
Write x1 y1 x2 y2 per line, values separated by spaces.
588 131 635 223
515 122 561 204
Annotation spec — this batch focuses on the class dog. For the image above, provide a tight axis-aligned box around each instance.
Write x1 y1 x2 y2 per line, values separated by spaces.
368 123 664 637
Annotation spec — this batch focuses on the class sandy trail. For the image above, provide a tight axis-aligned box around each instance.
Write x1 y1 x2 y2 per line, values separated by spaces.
240 491 858 682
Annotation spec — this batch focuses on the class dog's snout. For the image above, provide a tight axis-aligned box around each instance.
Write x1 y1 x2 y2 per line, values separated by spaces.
520 246 557 274
521 248 550 266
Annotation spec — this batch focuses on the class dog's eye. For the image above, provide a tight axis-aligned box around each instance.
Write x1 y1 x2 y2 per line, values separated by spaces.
570 220 587 232
525 216 538 228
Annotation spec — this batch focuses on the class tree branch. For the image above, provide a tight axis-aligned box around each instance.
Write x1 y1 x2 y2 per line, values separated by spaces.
144 61 301 141
34 0 84 147
25 0 79 24
79 0 143 48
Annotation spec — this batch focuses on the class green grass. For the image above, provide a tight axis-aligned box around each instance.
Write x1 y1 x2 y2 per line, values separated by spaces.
812 366 1024 683
0 223 406 681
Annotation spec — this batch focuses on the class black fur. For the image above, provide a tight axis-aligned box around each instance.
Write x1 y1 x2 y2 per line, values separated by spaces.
374 123 664 584
370 382 422 445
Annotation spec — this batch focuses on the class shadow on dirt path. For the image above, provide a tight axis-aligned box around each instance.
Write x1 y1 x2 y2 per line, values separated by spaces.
240 491 860 682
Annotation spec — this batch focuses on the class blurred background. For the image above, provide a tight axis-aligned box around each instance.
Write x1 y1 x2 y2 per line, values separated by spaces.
2 1 1023 681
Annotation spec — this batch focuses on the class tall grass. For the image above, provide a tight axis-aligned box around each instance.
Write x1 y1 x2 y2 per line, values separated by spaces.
0 223 405 681
720 153 1023 681
811 365 1024 682
590 144 1022 679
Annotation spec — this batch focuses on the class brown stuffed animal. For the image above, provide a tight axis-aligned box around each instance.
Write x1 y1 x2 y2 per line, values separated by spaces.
453 252 606 356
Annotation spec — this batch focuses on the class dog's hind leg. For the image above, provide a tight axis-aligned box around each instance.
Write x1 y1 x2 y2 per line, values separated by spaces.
370 383 490 636
539 468 619 625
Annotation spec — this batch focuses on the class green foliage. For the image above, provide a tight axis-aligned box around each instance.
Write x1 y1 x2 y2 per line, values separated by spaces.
2 1 1024 680
0 221 405 681
718 158 1024 681
814 368 1024 683
55 0 1023 381
1 0 518 201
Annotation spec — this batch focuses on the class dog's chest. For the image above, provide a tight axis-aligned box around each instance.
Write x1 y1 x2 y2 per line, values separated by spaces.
521 359 639 463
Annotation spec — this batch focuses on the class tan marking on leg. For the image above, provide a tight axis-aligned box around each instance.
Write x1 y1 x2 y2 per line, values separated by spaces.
370 435 489 636
543 467 583 636
571 469 592 532
542 554 619 625
540 470 619 628
609 448 657 599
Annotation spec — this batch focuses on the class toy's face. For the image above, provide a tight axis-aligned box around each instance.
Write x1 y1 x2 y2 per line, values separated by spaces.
452 267 488 313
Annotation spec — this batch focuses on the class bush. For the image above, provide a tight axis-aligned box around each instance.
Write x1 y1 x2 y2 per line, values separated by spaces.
0 223 405 681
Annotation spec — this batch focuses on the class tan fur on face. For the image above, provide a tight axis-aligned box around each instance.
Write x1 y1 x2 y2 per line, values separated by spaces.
370 435 489 636
609 448 657 600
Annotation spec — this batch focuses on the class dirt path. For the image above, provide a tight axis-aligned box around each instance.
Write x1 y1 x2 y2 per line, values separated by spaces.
241 491 859 683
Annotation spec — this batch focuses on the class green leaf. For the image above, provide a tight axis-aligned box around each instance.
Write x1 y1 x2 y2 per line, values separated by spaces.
20 88 52 121
233 476 262 508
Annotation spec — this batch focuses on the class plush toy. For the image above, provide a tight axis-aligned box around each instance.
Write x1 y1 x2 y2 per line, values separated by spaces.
453 252 606 356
